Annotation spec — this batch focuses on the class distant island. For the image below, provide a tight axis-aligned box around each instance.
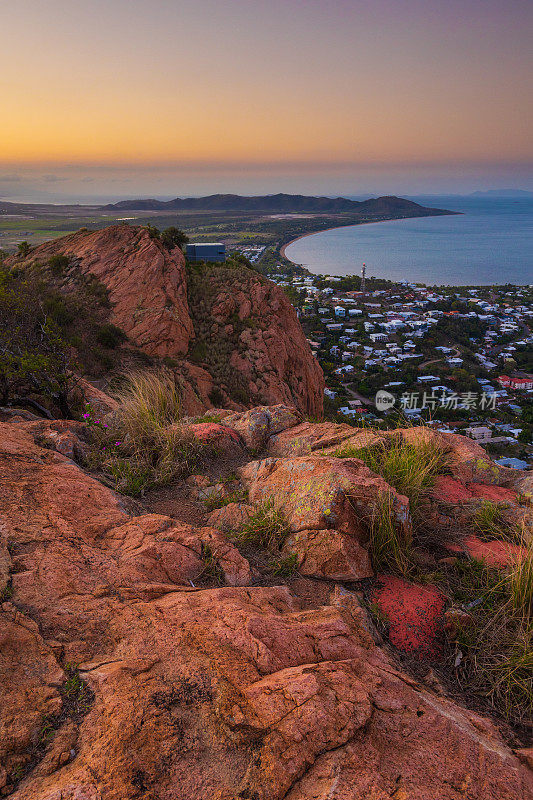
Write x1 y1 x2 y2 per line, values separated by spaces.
103 192 455 216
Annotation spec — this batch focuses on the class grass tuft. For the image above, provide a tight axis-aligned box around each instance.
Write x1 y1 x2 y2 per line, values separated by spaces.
336 434 448 519
270 553 299 578
88 370 205 496
367 491 412 575
114 369 183 436
202 488 249 512
198 543 225 585
471 500 518 543
443 549 533 725
507 536 533 617
234 501 290 551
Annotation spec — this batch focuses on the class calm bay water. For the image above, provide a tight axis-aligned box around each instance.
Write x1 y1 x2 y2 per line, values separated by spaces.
284 196 533 286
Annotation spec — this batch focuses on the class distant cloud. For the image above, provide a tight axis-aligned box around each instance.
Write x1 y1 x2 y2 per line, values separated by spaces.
42 174 67 183
0 174 22 182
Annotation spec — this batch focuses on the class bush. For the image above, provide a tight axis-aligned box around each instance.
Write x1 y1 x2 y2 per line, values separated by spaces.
48 255 70 276
143 224 160 240
208 387 224 407
0 270 73 414
95 323 127 349
43 296 74 328
161 227 189 250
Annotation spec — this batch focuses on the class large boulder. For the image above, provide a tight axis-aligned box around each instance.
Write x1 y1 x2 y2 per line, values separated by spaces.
21 227 324 417
20 225 193 358
240 455 411 535
266 420 380 458
222 404 301 451
399 426 513 485
282 529 373 581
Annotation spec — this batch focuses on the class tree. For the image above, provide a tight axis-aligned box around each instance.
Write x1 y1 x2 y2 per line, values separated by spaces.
17 241 31 257
161 227 189 250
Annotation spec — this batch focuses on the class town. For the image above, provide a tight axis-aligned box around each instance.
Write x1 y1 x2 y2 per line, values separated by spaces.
270 266 533 469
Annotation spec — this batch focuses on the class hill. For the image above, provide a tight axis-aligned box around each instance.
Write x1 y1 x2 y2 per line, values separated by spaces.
103 193 454 216
4 225 324 416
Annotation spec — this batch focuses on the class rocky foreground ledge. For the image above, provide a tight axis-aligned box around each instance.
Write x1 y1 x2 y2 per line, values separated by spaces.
1 404 532 799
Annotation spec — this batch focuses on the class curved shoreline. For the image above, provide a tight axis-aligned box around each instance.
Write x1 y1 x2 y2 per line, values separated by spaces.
280 217 403 264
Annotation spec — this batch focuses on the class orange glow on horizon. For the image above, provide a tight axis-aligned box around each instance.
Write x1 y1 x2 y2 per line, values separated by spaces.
0 1 531 172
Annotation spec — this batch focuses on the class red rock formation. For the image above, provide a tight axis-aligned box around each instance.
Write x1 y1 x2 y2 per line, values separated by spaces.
22 225 193 357
18 226 324 416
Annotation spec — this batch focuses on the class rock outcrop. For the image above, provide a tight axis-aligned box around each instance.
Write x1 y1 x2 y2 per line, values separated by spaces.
1 412 532 799
15 226 324 416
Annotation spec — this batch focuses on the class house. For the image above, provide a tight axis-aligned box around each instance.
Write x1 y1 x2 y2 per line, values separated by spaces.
465 426 492 442
498 374 533 390
370 332 388 343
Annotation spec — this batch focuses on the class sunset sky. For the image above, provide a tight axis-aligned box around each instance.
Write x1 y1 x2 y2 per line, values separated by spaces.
1 0 532 200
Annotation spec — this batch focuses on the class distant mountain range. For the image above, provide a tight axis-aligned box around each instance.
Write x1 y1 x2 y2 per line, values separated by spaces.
102 193 454 215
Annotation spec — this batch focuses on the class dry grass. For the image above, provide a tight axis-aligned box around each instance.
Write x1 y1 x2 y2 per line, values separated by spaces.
113 370 183 437
507 535 533 616
89 370 205 495
446 546 533 725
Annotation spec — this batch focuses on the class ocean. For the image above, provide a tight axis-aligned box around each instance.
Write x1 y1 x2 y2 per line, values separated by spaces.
284 196 533 286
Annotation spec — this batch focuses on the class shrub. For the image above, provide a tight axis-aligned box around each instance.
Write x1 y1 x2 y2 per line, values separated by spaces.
95 323 127 349
0 271 73 414
234 502 290 551
48 254 70 276
161 227 189 250
208 387 224 407
43 295 74 328
143 223 160 240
